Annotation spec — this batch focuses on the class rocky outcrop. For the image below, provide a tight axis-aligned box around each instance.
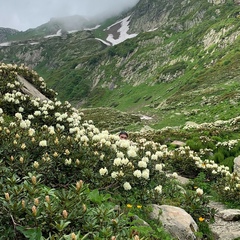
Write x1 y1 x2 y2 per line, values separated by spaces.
208 0 225 4
149 204 198 240
18 75 49 101
234 156 240 175
0 27 18 43
208 201 240 240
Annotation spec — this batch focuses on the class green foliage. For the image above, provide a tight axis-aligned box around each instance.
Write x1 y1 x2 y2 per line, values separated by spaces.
107 40 138 58
2 0 240 234
80 107 141 132
186 139 204 152
4 63 239 239
159 61 188 76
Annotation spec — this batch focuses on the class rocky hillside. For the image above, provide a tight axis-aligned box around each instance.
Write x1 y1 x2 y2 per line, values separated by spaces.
0 27 19 42
0 0 240 130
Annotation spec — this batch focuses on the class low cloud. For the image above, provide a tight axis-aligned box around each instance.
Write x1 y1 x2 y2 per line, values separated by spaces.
0 0 139 31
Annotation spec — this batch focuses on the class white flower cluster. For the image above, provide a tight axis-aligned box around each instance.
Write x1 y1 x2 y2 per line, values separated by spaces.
216 139 239 150
2 62 240 198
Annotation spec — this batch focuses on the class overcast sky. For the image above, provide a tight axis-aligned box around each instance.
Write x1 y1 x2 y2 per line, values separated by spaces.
0 0 139 31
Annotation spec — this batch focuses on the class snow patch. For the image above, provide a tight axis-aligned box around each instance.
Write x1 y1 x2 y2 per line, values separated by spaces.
84 25 101 31
95 38 111 46
68 30 78 34
140 115 153 120
30 42 39 45
148 27 158 32
44 29 62 38
0 42 11 47
106 16 138 46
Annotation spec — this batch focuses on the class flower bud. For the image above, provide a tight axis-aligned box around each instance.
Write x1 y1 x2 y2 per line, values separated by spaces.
76 180 83 191
65 149 70 155
54 138 59 145
19 157 24 163
62 210 68 219
111 219 117 225
34 198 39 206
82 204 87 212
5 193 10 201
53 152 58 157
21 143 26 150
71 233 76 240
33 161 39 169
31 176 37 185
10 156 14 161
45 195 50 203
32 205 37 216
21 200 25 208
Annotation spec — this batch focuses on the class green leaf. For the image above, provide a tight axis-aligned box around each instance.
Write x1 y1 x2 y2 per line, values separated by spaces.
16 226 43 240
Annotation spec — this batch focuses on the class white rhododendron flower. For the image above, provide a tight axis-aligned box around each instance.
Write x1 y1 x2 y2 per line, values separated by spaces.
196 188 203 196
141 169 149 179
80 135 89 142
92 135 100 141
113 158 122 166
151 154 158 160
145 151 151 156
99 167 108 176
212 170 217 174
117 152 124 158
138 160 147 168
123 182 131 191
172 172 178 178
20 120 28 129
111 172 118 179
34 111 41 116
121 158 129 165
28 128 35 136
65 158 72 165
39 140 47 147
133 170 142 178
142 156 149 163
15 113 22 120
0 116 3 123
48 126 55 135
119 140 130 148
156 151 164 158
155 164 163 172
155 185 162 194
127 149 137 158
28 114 34 119
18 107 24 112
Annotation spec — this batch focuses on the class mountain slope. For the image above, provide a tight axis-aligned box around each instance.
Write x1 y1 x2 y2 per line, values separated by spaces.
0 0 240 130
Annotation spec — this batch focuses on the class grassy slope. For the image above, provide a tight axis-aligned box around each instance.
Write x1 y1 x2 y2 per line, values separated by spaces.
1 1 240 132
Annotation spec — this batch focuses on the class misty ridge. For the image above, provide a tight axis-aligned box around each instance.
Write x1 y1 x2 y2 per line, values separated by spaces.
0 0 140 31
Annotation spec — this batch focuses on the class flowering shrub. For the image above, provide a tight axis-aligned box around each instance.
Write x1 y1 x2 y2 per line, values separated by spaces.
0 63 240 238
